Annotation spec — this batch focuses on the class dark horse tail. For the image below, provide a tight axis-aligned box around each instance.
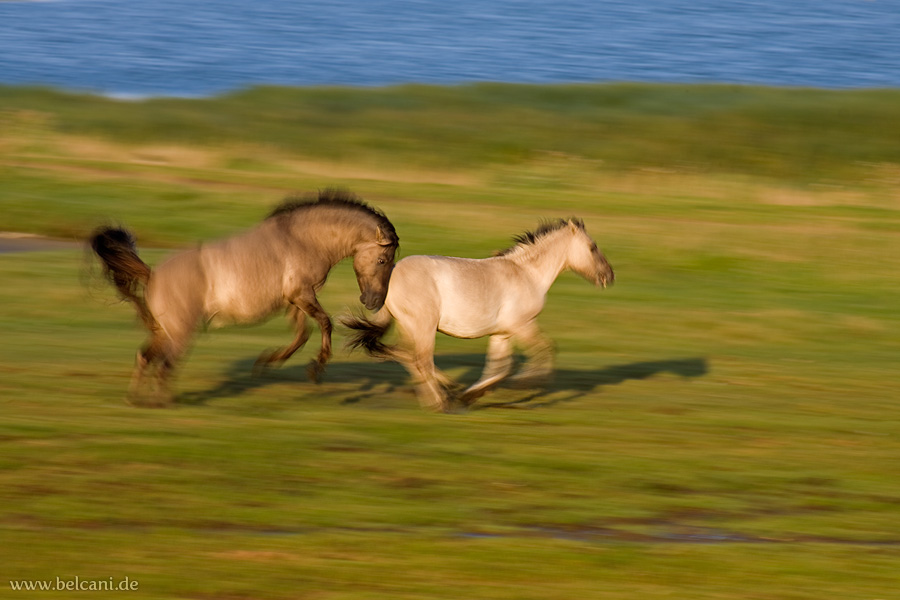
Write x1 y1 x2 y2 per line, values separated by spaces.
341 310 398 361
90 226 156 331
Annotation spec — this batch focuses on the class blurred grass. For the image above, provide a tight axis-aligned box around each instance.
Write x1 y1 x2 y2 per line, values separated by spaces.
4 82 900 184
1 83 899 599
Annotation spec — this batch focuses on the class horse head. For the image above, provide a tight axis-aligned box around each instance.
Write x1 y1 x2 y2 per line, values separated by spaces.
353 225 398 310
567 220 615 288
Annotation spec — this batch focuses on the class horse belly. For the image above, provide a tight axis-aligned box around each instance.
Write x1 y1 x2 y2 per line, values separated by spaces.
435 284 504 339
202 248 286 327
437 316 495 339
206 294 284 328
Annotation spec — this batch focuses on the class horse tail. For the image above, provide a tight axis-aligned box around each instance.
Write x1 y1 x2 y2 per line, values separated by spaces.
90 226 157 331
341 308 397 360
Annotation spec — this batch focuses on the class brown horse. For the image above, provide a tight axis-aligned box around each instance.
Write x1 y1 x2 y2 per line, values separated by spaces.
343 218 613 412
91 189 399 406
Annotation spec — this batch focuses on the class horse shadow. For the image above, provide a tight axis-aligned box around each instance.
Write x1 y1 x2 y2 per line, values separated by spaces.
177 354 708 409
475 356 709 409
176 357 407 406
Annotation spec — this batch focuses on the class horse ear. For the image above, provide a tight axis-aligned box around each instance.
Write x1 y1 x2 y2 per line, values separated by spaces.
567 219 579 231
375 226 392 246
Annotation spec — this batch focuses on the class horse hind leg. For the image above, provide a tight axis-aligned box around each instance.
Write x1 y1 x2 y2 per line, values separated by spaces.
459 334 513 406
128 310 196 407
127 333 179 408
127 258 203 406
397 325 452 412
152 329 196 407
127 342 155 405
412 358 451 413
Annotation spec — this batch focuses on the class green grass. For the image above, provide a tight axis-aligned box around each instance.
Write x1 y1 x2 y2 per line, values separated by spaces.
4 82 900 184
1 83 899 599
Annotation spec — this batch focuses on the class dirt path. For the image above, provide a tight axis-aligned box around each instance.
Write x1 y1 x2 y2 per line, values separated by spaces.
0 232 82 254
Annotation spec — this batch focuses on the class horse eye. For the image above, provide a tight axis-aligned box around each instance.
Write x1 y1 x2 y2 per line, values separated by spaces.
378 258 386 265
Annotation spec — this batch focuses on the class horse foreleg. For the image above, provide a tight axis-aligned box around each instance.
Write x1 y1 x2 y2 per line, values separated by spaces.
459 334 513 406
508 320 555 386
289 292 332 383
254 307 312 373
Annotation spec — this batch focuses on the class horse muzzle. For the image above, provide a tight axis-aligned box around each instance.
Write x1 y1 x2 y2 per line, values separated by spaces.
597 270 615 289
360 292 385 311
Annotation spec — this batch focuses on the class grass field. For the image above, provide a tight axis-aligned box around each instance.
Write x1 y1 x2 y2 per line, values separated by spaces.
1 83 899 599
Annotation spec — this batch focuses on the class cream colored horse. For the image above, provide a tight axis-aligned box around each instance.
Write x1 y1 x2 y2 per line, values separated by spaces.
343 218 614 412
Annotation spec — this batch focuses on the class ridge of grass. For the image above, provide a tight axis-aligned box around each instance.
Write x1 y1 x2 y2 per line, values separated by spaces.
4 82 900 184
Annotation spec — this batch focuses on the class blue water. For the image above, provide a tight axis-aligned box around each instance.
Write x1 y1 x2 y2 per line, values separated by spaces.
1 0 899 97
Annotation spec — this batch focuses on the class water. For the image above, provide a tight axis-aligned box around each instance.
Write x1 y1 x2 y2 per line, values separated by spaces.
1 0 899 97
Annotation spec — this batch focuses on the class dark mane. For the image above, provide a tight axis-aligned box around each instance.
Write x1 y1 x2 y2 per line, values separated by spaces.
267 188 398 244
494 218 584 257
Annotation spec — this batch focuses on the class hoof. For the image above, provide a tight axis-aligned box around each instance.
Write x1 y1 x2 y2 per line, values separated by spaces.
126 391 172 408
306 360 325 383
457 385 491 407
506 370 553 389
457 392 481 407
428 401 454 414
417 395 451 413
253 349 284 376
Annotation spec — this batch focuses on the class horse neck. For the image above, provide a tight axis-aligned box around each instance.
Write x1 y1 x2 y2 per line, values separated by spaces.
290 211 371 262
506 229 573 292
